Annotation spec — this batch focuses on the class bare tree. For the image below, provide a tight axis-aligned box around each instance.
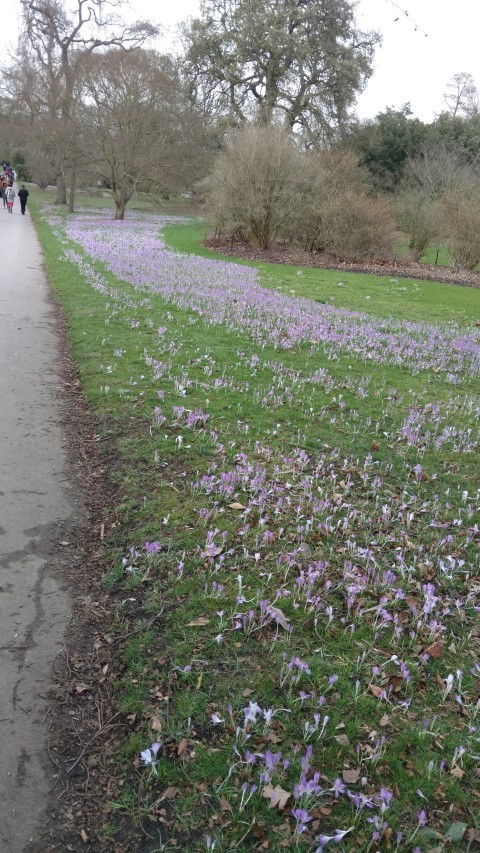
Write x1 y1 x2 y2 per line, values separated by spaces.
404 144 478 202
443 72 479 118
75 49 208 219
19 0 158 203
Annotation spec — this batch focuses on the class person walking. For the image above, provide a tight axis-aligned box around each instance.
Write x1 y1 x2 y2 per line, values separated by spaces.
18 185 29 215
5 185 15 213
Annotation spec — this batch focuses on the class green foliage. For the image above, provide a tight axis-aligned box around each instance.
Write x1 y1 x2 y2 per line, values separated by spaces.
11 148 30 181
182 0 379 140
349 104 429 191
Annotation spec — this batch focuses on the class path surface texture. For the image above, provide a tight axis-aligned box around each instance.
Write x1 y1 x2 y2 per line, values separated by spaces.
0 198 77 851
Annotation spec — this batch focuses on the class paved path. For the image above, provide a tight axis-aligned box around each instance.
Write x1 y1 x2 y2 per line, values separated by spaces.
0 197 76 850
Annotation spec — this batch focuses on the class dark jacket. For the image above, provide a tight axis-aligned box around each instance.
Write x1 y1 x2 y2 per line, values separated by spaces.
18 187 29 202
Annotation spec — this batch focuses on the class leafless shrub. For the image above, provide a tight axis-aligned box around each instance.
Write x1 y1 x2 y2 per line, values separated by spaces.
439 193 480 270
313 191 398 261
394 188 438 260
293 149 397 260
404 145 479 202
208 124 302 249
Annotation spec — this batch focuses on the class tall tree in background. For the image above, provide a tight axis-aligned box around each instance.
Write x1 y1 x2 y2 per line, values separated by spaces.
348 105 428 192
181 0 379 142
443 72 479 118
75 49 209 219
19 0 157 203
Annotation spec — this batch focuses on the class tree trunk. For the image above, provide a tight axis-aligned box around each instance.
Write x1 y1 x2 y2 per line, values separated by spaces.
68 169 76 212
56 172 67 205
114 202 125 220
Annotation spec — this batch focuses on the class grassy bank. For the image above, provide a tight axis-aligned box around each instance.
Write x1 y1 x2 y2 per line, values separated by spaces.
162 219 480 327
31 201 480 852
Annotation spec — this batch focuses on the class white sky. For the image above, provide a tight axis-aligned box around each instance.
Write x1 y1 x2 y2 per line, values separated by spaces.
2 0 480 122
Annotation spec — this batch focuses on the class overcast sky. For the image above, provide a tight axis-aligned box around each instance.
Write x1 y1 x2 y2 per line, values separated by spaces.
3 0 480 122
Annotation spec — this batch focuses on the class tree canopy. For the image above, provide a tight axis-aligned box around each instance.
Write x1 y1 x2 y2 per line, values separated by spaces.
181 0 380 141
75 49 209 218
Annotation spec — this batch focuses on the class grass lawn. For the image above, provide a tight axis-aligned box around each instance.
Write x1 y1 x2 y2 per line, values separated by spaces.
163 219 480 327
31 201 480 852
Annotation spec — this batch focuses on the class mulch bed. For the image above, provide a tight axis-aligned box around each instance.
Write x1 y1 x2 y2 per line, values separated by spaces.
204 238 480 289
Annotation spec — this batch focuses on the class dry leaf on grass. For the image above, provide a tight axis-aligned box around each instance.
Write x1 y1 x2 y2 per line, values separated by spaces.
450 765 465 779
267 606 290 631
187 617 210 627
342 768 360 784
425 641 443 659
177 738 188 757
262 783 291 810
151 715 162 733
228 502 245 510
161 787 180 800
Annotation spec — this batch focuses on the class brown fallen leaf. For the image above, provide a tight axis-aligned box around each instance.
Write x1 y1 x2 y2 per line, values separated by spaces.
334 734 350 747
263 731 282 744
466 828 480 843
425 641 443 659
161 786 180 800
177 738 188 757
388 675 404 692
450 765 465 779
228 502 246 510
342 768 360 784
187 617 210 627
220 794 230 813
80 829 88 844
262 783 291 811
369 683 383 698
242 688 254 697
379 714 391 727
151 715 162 733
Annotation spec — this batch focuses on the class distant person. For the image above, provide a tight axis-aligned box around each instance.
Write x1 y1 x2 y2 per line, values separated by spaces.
1 177 7 206
18 185 29 215
5 185 15 213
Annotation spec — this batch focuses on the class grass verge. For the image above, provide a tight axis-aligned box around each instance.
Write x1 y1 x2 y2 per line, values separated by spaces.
31 201 480 852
